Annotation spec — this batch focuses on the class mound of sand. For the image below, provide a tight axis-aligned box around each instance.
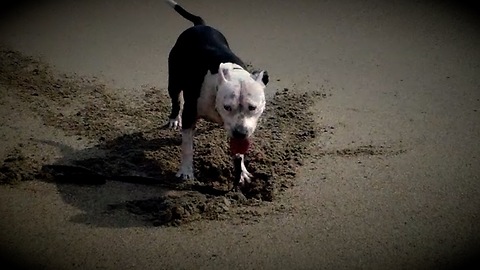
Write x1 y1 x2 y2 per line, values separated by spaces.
0 47 324 226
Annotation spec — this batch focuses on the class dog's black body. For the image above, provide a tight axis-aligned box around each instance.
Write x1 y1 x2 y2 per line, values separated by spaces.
167 5 247 130
167 2 268 130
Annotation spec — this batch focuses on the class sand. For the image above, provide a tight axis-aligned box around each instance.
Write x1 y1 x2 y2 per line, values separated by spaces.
1 0 479 269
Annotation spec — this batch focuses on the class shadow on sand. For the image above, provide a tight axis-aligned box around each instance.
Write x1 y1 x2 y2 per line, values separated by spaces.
39 127 242 228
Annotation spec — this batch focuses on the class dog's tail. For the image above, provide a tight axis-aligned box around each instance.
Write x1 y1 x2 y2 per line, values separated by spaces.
166 0 205 26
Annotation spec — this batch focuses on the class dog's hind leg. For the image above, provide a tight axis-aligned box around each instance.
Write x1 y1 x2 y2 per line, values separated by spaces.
167 64 183 129
167 88 182 129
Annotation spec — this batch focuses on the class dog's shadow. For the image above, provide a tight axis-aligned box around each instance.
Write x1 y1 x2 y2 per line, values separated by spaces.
39 127 232 228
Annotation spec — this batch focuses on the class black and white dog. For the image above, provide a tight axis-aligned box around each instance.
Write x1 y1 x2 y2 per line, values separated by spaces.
165 0 269 186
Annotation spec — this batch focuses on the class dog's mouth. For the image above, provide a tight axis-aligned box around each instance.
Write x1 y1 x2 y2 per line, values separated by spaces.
229 137 251 155
227 126 253 155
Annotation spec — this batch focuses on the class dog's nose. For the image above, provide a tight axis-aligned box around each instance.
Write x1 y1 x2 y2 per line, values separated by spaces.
232 126 248 139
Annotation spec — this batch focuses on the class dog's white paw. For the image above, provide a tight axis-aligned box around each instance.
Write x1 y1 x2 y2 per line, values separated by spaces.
176 165 194 180
176 171 194 180
168 117 182 129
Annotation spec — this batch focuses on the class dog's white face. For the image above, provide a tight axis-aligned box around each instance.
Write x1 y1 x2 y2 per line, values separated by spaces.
215 63 267 139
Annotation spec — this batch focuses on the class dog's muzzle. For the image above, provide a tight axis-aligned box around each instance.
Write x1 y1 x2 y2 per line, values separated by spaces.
231 125 249 139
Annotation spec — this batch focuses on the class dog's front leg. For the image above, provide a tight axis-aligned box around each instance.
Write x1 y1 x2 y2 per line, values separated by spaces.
176 128 194 179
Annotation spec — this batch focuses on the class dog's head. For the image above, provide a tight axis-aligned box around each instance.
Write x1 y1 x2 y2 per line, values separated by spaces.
215 63 269 139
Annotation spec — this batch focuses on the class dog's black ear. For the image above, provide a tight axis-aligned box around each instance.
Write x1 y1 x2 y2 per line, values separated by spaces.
252 70 269 86
261 70 269 86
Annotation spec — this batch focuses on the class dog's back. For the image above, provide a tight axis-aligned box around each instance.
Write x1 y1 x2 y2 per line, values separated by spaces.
166 0 245 74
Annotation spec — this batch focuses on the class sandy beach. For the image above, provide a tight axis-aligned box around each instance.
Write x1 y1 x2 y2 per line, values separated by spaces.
1 0 479 269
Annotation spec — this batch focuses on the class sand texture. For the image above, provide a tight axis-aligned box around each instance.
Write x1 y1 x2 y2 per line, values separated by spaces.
1 0 479 269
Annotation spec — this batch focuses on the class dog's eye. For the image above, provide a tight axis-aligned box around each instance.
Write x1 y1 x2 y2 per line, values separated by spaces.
248 105 257 111
224 105 232 111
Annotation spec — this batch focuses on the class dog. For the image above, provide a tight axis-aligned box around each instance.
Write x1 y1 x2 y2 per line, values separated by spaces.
165 0 269 186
